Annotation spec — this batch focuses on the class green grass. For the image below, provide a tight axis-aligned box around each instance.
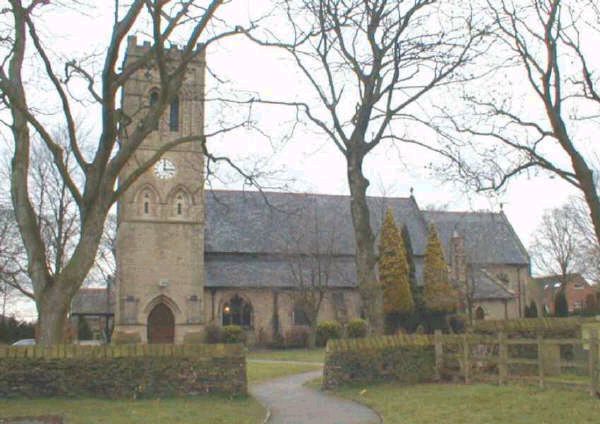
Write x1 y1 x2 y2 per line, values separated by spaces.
247 348 325 363
0 396 265 424
247 360 322 383
334 382 600 423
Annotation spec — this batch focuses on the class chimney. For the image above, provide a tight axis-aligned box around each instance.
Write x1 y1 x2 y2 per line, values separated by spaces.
450 229 467 285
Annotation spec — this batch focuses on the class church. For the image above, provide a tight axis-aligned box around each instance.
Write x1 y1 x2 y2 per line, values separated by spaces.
72 37 531 344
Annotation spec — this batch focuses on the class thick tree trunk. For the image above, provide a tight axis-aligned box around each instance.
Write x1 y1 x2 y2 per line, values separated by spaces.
36 284 72 345
346 151 383 334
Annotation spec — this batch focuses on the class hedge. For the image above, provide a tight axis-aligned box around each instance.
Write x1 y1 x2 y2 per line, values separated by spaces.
0 344 246 399
323 335 435 389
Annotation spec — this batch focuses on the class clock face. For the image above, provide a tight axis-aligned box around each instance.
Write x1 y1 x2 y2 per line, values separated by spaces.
154 158 176 180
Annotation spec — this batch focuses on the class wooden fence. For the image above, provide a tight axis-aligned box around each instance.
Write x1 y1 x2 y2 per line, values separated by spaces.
0 343 243 359
434 329 600 395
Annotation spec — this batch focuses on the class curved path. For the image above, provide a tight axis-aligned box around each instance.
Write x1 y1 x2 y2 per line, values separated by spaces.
250 369 381 424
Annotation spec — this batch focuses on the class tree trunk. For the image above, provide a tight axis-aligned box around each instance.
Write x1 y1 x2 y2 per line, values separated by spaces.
36 284 71 345
346 150 383 334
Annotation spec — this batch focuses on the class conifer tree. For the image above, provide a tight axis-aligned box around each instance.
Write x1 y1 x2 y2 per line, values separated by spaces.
554 290 569 317
423 224 458 313
379 209 414 315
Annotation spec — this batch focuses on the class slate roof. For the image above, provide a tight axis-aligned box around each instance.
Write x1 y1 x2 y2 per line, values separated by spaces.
423 211 529 265
470 268 515 300
204 190 428 288
70 288 114 315
204 190 428 256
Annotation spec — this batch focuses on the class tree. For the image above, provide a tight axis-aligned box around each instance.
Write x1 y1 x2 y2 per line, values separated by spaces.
554 289 569 317
530 205 579 288
0 1 256 344
525 300 538 318
440 0 600 250
284 198 341 348
423 224 458 314
249 0 481 332
379 209 413 333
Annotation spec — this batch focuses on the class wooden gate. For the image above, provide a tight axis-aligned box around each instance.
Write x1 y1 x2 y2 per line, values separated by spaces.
147 303 175 343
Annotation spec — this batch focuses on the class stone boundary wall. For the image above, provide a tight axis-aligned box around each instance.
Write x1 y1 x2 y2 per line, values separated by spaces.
322 335 436 389
0 344 246 398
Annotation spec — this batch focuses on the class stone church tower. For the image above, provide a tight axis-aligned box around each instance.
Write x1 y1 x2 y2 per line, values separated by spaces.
113 36 205 343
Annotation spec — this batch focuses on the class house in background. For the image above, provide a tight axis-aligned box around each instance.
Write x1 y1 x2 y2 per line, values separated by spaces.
69 287 115 342
529 274 598 315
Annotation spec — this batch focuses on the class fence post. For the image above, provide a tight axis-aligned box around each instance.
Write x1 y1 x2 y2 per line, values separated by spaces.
589 329 598 396
537 333 545 389
434 330 443 381
498 331 507 385
463 333 470 384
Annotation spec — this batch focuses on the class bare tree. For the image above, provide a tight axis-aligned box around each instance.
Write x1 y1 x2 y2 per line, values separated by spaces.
439 0 600 248
562 196 600 282
0 1 257 344
249 0 482 332
530 205 580 287
284 199 341 348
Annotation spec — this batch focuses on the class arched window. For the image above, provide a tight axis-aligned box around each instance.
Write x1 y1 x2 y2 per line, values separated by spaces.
222 294 253 328
475 306 485 320
176 194 183 215
138 186 158 217
144 192 150 214
169 96 179 132
149 89 159 130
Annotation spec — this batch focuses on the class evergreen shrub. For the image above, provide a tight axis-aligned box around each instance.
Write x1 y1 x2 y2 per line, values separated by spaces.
204 323 222 344
221 325 245 344
284 326 309 348
322 335 435 389
316 321 342 347
346 319 368 338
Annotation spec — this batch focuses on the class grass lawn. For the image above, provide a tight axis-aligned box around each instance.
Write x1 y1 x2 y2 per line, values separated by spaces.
335 382 600 423
247 360 322 383
0 396 264 424
247 348 325 363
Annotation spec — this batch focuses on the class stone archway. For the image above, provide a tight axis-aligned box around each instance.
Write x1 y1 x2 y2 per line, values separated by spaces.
147 303 175 343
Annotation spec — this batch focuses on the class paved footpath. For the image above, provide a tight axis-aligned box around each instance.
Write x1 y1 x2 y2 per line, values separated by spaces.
250 369 381 424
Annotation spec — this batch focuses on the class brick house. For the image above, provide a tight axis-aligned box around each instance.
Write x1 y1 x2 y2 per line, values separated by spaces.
530 274 598 315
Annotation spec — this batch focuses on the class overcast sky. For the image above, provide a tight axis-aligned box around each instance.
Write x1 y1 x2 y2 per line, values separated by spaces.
1 1 589 318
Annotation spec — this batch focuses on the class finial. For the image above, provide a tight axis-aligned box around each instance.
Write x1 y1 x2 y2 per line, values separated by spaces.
500 202 504 211
409 187 414 197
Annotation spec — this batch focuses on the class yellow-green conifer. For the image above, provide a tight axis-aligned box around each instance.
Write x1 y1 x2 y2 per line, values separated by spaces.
379 209 414 314
423 224 458 313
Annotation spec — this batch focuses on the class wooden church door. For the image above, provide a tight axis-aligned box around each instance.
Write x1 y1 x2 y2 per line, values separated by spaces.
147 303 175 343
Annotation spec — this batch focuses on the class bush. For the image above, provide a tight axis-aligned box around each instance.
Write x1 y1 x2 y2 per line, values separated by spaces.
269 332 285 349
111 331 141 345
316 321 342 347
323 335 435 389
221 325 245 344
346 319 368 338
204 323 222 344
285 326 309 348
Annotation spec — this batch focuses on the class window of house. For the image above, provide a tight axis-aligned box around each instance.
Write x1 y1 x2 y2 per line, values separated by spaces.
222 294 253 328
169 96 179 132
573 301 583 311
143 192 150 214
149 90 159 130
574 282 585 290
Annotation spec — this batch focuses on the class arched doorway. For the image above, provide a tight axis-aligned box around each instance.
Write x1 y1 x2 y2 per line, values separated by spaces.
147 303 175 343
222 294 253 328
